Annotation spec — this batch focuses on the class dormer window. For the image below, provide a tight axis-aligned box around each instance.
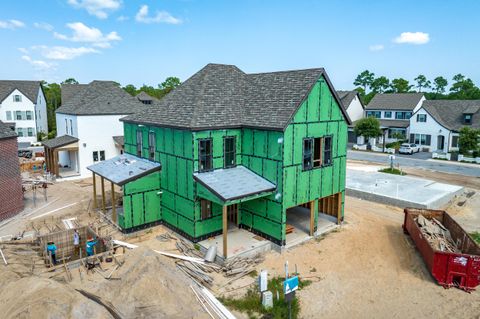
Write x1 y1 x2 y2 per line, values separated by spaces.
13 95 21 102
464 114 472 125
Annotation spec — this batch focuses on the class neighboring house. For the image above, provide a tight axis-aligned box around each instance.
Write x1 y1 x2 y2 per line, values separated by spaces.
409 100 480 152
42 81 145 178
0 81 48 145
88 63 351 256
136 91 158 105
337 90 365 143
0 120 24 220
365 93 425 143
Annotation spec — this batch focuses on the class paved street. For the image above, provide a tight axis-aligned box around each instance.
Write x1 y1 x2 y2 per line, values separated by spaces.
347 150 480 177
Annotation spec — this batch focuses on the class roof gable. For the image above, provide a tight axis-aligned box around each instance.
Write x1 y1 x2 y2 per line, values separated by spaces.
366 93 424 110
337 90 362 110
421 100 480 131
0 80 41 104
122 63 350 130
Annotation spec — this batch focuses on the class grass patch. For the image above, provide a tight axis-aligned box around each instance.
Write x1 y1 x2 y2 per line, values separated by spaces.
249 270 259 278
220 276 311 319
470 232 480 244
194 243 200 251
378 167 406 175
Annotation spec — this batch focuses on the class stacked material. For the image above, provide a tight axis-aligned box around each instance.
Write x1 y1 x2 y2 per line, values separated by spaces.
415 215 460 253
222 255 264 279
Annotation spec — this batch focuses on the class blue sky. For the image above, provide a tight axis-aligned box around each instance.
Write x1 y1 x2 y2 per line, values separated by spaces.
0 0 479 90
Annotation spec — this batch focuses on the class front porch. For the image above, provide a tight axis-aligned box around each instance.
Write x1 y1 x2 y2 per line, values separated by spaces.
42 135 80 178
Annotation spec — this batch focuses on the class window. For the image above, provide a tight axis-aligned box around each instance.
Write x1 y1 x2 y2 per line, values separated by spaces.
396 111 413 120
27 127 34 137
100 150 105 161
323 136 332 165
65 119 68 134
199 139 212 172
451 136 459 148
70 119 73 135
405 112 412 119
13 95 21 102
411 134 431 146
148 131 156 160
16 111 23 120
313 137 322 168
200 199 212 219
388 128 406 139
384 111 392 118
136 130 143 157
224 136 236 168
464 114 472 124
17 128 24 137
26 111 32 120
6 111 12 121
417 114 427 122
38 110 41 120
366 111 381 118
93 151 99 162
302 138 313 170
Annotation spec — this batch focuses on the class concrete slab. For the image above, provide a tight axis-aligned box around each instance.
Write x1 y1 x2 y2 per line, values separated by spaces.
346 169 463 209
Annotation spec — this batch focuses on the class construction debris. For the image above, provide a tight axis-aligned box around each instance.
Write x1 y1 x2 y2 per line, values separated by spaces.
416 215 460 253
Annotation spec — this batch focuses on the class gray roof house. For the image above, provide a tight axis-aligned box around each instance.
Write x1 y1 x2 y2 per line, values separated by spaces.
337 90 365 123
409 99 480 152
136 91 158 105
42 81 146 178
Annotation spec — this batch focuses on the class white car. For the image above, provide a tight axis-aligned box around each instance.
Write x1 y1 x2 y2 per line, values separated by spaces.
399 143 420 154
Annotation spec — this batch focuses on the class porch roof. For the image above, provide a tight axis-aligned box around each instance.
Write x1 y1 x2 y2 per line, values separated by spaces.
87 153 161 186
193 166 276 203
42 135 79 149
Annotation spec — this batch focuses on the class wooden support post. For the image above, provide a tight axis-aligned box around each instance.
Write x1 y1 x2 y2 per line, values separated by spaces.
223 205 228 259
101 177 106 213
111 181 116 223
53 150 58 177
309 200 315 236
92 173 97 209
337 192 342 225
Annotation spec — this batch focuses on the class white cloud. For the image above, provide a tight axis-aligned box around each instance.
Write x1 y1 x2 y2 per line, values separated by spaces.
32 45 100 60
54 22 121 48
34 22 54 31
369 44 384 52
22 55 57 70
18 47 29 54
0 19 25 29
393 32 430 45
117 15 129 22
135 5 182 24
67 0 122 19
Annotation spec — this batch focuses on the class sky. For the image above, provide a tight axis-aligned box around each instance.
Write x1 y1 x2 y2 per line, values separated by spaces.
0 0 479 90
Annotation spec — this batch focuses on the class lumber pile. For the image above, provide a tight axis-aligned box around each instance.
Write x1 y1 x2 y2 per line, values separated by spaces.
415 215 460 253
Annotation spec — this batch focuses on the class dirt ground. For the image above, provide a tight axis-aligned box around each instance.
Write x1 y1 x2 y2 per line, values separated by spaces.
1 167 479 319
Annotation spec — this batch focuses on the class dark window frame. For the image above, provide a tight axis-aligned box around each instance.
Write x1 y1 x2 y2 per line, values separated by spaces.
199 138 213 172
148 130 156 160
223 136 236 168
200 199 212 220
93 151 99 162
464 114 472 124
323 135 333 166
417 114 427 122
99 150 105 161
384 111 392 118
366 111 381 118
136 130 143 157
302 138 313 170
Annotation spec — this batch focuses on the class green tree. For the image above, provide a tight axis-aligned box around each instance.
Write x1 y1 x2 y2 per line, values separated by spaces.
433 76 448 94
458 127 480 155
371 76 390 93
62 78 79 85
391 78 413 93
414 75 431 92
449 77 480 99
42 82 61 132
354 70 375 93
123 84 137 96
354 117 382 141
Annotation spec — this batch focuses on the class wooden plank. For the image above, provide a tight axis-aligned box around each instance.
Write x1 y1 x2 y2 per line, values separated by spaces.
337 192 342 224
223 205 228 258
93 173 97 209
101 177 106 213
309 200 314 236
111 182 116 223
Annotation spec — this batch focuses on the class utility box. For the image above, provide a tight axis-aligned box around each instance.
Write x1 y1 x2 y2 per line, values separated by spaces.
262 291 273 309
259 270 268 292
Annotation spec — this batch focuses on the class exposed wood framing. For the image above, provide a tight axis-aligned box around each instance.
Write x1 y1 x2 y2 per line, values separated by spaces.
309 200 315 236
111 182 116 223
101 177 106 213
223 205 228 258
92 173 97 209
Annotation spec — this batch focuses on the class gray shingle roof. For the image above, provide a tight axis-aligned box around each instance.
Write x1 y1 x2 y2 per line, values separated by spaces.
378 119 410 128
0 120 17 140
122 64 351 130
87 153 161 186
422 100 480 131
113 135 124 146
193 165 276 202
366 93 424 110
61 84 88 104
42 135 79 149
337 90 362 110
136 91 158 102
0 80 41 103
56 81 146 116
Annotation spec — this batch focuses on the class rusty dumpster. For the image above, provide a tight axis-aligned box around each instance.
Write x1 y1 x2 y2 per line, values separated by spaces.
403 208 480 292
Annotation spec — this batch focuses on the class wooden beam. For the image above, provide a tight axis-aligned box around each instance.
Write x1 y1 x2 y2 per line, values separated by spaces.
309 200 315 236
223 205 228 259
92 173 97 209
54 150 59 177
111 181 116 223
101 177 106 213
337 192 342 225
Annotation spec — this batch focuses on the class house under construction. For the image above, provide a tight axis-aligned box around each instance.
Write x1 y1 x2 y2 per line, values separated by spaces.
88 64 351 257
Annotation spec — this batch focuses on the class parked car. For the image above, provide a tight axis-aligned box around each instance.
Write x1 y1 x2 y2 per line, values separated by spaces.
399 143 420 154
18 150 33 158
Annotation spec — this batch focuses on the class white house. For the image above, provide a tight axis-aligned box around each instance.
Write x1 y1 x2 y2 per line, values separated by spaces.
365 93 425 143
409 100 480 152
42 81 146 178
337 90 365 143
0 81 48 145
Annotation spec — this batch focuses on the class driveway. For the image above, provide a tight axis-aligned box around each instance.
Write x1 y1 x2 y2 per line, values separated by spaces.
347 150 480 177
